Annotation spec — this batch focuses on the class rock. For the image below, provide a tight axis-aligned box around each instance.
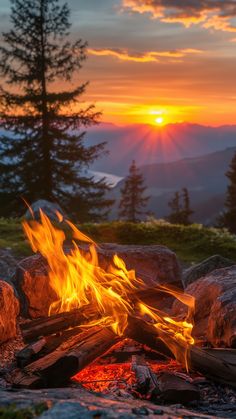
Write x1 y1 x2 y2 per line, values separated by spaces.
99 244 182 289
173 266 236 347
14 244 181 319
0 280 19 344
24 199 65 222
0 249 18 283
0 387 218 419
182 255 235 288
13 254 57 318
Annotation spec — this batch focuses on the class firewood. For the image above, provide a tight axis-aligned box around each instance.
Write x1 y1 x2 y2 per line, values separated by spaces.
20 306 97 342
190 345 236 388
131 355 159 397
202 348 236 366
126 315 173 359
127 316 236 388
16 325 84 367
16 337 47 368
20 285 166 343
157 372 200 403
12 326 120 389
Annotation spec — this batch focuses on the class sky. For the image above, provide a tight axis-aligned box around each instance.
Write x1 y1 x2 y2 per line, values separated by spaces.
0 0 236 126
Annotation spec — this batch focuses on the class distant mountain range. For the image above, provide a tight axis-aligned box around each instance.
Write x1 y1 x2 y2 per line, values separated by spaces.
2 122 236 224
87 123 236 176
107 147 236 225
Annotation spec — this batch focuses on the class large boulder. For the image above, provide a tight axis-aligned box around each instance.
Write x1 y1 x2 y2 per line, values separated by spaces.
173 266 236 347
182 255 235 288
98 244 181 289
0 280 20 344
24 199 65 222
14 244 182 319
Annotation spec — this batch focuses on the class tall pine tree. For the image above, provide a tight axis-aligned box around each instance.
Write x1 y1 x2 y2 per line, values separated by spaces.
221 152 236 233
167 191 182 224
0 0 113 221
182 188 194 225
119 160 150 222
167 188 193 225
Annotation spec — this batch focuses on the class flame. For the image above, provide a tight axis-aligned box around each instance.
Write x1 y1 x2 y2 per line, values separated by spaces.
23 210 195 368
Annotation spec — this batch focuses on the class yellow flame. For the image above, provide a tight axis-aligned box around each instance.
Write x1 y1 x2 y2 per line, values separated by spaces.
23 210 195 367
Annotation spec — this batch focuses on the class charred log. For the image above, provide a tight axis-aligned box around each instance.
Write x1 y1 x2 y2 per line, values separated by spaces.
131 355 159 397
157 372 200 403
11 326 120 388
20 285 169 343
20 307 97 343
127 316 236 388
16 325 85 367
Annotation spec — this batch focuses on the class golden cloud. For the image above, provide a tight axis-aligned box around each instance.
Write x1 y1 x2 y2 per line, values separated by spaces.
122 0 236 32
88 48 203 63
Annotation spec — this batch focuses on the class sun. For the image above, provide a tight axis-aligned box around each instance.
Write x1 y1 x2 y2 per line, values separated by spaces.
155 116 164 125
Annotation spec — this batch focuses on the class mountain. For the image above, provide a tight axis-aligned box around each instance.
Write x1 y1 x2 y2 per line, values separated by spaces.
108 147 236 224
86 123 236 176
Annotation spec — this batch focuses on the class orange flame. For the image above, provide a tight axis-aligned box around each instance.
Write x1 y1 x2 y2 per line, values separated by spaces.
23 210 195 368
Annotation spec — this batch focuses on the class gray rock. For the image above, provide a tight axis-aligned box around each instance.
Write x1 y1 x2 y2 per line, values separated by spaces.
24 199 65 222
0 249 19 283
182 255 235 288
39 401 105 419
0 388 217 418
173 266 236 347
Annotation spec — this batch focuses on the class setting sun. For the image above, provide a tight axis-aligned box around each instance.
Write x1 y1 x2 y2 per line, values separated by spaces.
155 116 164 125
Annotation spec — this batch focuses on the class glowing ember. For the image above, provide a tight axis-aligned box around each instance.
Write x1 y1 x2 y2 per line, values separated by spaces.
23 210 195 369
73 363 134 392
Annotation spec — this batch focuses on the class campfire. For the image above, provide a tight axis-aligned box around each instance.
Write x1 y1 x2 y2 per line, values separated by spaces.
6 210 236 401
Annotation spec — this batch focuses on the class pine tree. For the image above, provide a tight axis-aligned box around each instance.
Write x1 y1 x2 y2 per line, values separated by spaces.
167 188 194 225
0 0 113 221
182 188 194 225
221 152 236 233
167 191 182 224
118 160 150 222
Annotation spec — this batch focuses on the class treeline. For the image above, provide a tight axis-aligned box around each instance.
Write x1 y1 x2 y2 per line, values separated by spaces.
118 157 236 234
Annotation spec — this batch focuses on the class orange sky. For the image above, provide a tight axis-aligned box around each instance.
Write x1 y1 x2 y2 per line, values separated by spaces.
1 0 236 126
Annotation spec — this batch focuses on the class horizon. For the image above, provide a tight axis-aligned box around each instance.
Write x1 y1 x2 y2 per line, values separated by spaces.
1 0 236 126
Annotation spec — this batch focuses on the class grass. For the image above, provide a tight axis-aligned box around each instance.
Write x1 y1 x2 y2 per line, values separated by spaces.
0 403 48 418
1 217 236 264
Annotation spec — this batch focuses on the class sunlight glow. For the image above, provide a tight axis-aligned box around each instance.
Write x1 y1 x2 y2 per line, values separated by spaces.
155 116 164 125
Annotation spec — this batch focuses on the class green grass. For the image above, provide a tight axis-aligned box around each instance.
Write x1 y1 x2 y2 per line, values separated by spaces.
1 217 236 264
0 403 48 418
0 218 32 256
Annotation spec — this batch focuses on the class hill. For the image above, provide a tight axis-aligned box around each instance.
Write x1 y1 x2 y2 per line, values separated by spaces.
86 123 236 176
108 147 236 224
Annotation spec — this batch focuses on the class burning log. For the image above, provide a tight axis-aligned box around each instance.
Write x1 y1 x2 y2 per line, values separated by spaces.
127 316 236 388
20 285 170 343
12 326 120 388
126 315 173 359
131 355 159 397
20 307 97 343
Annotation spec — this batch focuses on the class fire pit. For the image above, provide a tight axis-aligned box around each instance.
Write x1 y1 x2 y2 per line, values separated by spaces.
1 211 236 418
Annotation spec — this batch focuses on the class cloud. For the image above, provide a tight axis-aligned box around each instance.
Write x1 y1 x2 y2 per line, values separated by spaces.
122 0 236 32
88 48 203 63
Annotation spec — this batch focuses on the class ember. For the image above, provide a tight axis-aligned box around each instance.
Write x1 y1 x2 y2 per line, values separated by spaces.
73 363 134 393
